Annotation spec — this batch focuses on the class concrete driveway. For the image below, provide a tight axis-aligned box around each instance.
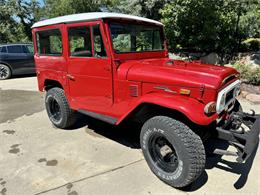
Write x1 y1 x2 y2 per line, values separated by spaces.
0 77 260 195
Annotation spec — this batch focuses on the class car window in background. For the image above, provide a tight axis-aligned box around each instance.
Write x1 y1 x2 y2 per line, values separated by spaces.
36 29 63 56
7 45 23 53
26 45 34 54
0 46 7 53
22 45 34 54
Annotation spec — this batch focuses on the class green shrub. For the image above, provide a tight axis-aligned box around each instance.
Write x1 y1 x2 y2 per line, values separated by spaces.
242 38 260 51
233 62 260 85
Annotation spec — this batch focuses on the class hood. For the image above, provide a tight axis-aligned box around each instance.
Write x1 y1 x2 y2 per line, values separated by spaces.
122 58 238 89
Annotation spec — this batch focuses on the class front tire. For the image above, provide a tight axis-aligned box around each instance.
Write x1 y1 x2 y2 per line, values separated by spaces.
0 64 11 80
45 87 76 128
140 116 205 188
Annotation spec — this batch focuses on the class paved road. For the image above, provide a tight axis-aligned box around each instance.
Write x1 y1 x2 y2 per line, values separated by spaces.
0 77 260 195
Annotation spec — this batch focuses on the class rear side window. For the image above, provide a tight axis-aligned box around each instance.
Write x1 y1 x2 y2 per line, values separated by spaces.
7 45 23 53
36 29 62 56
68 26 92 57
0 46 7 53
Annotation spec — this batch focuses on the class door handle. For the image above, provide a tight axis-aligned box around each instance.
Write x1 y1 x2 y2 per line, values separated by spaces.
67 74 75 80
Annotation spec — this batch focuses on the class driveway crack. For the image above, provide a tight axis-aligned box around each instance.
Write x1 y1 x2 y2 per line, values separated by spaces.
35 158 144 195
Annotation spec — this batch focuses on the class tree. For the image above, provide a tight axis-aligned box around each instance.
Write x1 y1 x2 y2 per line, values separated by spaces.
111 0 168 20
16 0 45 41
0 0 26 43
239 0 260 38
44 0 116 18
160 0 259 54
0 0 44 43
110 0 141 17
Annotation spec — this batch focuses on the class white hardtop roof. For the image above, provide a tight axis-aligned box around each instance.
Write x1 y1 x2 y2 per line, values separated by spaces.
32 12 163 28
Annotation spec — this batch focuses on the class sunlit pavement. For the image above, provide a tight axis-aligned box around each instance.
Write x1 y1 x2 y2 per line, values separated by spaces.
0 77 259 195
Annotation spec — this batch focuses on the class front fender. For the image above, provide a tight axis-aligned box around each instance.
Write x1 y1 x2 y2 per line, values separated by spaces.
117 93 218 125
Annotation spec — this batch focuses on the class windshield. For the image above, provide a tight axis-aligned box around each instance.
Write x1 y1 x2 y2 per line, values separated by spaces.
109 23 164 53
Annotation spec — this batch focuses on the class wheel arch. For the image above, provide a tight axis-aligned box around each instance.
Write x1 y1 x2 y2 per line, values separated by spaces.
116 93 218 126
44 79 64 91
122 103 191 125
0 61 13 73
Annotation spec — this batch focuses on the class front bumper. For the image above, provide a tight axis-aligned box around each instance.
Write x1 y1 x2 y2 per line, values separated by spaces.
215 110 260 163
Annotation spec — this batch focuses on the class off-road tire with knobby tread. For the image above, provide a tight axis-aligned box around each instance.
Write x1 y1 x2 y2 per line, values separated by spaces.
140 116 206 188
45 87 77 129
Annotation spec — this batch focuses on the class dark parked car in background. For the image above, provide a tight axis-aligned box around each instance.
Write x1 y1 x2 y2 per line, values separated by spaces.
0 43 35 80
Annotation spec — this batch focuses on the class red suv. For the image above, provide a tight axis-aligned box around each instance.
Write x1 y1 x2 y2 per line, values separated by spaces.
32 12 260 188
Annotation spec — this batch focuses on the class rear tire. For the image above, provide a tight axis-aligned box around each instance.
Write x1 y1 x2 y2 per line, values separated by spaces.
0 64 11 80
140 116 205 188
45 87 76 128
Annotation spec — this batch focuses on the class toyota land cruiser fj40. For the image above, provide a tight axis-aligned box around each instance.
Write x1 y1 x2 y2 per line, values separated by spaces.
32 12 260 188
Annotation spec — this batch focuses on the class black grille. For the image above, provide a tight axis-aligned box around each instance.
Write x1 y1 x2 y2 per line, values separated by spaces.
225 89 234 104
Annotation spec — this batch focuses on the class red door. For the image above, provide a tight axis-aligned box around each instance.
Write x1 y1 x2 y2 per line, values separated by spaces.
66 21 113 112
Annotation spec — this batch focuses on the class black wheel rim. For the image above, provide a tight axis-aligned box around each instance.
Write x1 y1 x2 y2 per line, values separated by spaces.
49 97 62 122
148 134 179 173
0 65 9 79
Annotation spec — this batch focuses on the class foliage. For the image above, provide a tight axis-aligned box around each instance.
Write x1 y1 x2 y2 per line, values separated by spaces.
44 0 116 18
16 0 44 40
1 0 260 55
243 38 260 51
111 0 168 20
0 0 44 43
0 0 115 42
160 0 260 53
0 0 26 43
233 62 260 85
239 1 260 38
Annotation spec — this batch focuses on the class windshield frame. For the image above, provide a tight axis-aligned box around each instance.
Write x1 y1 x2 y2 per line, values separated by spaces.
108 21 165 54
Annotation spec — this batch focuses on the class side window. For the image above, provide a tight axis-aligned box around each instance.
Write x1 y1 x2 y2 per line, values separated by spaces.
7 45 23 53
28 45 34 54
0 46 7 53
22 45 30 53
36 29 62 56
93 25 107 57
25 45 34 54
68 26 92 57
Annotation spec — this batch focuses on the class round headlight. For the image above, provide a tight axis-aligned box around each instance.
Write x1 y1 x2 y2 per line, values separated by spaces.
204 102 216 115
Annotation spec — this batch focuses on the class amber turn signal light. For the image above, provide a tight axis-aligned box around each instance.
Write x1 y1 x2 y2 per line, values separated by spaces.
179 89 191 95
